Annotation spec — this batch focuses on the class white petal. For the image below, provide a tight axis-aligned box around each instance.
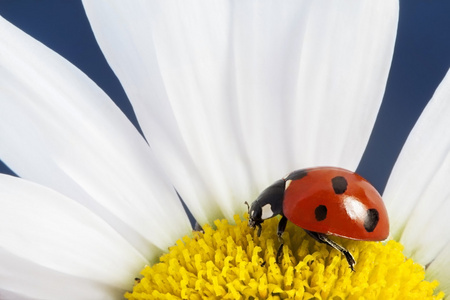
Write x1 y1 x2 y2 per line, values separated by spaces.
0 288 34 300
0 174 145 299
0 16 191 256
0 249 123 300
383 69 450 268
426 242 450 296
83 1 398 223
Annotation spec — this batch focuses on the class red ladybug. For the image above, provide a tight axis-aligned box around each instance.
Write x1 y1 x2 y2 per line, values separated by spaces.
246 167 389 271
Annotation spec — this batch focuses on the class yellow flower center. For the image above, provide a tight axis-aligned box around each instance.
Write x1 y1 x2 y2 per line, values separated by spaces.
125 214 445 299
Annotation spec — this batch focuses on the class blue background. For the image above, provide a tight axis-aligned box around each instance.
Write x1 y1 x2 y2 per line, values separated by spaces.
0 1 449 194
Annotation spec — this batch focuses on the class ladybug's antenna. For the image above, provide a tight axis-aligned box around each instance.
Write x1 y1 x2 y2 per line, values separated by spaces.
244 201 250 213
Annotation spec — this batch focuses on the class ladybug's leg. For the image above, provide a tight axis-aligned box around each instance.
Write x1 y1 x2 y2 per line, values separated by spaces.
305 230 356 271
256 224 262 237
276 216 288 263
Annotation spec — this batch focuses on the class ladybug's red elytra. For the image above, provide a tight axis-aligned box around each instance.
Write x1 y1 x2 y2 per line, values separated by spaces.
246 167 389 271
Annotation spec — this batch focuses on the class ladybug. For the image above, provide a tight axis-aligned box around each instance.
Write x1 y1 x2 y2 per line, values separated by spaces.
245 167 389 271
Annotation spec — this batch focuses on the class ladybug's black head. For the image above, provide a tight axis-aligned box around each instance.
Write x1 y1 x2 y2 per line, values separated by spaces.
245 201 264 236
245 178 286 236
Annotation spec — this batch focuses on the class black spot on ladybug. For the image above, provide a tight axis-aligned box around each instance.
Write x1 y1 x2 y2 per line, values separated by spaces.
364 209 379 232
331 176 347 194
285 169 308 181
315 205 327 221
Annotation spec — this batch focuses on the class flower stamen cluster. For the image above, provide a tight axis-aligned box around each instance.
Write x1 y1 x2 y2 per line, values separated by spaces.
125 215 444 299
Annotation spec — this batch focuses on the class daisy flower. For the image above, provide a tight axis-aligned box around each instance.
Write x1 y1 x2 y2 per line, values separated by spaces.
0 1 448 299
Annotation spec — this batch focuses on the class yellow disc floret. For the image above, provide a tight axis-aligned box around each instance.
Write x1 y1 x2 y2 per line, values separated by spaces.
125 214 445 299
